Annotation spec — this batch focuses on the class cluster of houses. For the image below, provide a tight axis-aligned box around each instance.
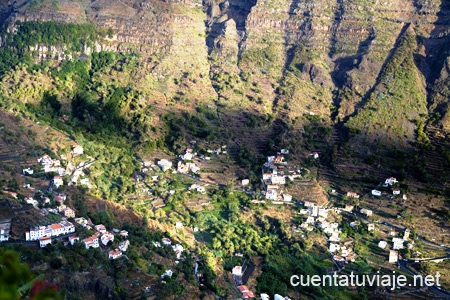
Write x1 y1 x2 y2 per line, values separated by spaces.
370 177 407 200
261 294 292 300
377 228 412 263
23 146 92 190
156 148 202 175
298 201 357 262
261 151 304 202
25 221 76 247
153 237 185 260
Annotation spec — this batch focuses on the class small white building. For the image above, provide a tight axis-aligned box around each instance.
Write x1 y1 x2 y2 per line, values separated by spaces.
39 236 52 248
53 176 63 188
378 241 387 249
108 249 122 260
360 208 373 217
329 243 340 253
241 179 250 186
232 266 243 277
119 240 130 252
393 190 401 195
157 159 172 172
371 190 382 196
389 250 398 263
189 184 205 193
282 194 292 202
392 238 404 250
23 168 34 175
72 145 84 155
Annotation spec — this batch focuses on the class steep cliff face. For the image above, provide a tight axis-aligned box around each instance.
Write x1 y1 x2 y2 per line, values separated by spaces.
1 0 450 138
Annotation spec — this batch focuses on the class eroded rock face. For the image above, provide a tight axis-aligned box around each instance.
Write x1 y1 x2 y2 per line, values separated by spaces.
1 0 450 131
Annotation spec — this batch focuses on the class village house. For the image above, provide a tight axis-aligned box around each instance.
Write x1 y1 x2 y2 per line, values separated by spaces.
265 185 279 201
0 222 11 242
393 189 401 195
101 232 115 246
385 177 398 186
238 286 255 299
61 207 75 218
344 205 354 212
241 179 250 186
360 208 373 217
172 244 184 259
72 145 84 156
120 230 128 237
346 192 360 199
83 235 99 249
367 223 375 231
39 236 52 248
371 190 382 196
74 217 90 228
392 238 404 250
108 249 122 260
329 243 340 253
25 221 75 241
260 294 270 300
162 237 172 245
378 241 387 249
119 240 130 252
69 235 79 246
189 184 205 193
161 269 173 278
282 194 292 202
309 152 319 159
157 159 172 172
179 148 194 161
389 250 399 263
53 176 64 188
94 224 107 234
403 228 410 241
271 175 286 185
175 222 183 229
23 168 34 175
402 194 408 200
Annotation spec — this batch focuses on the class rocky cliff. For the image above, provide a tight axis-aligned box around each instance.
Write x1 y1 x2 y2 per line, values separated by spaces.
1 0 450 141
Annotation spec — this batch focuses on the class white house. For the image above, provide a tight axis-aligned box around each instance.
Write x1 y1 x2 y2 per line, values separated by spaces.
157 159 172 172
282 194 292 202
371 190 382 196
309 152 319 159
53 176 63 188
271 175 286 185
392 238 404 250
360 208 373 217
241 179 250 186
189 184 205 193
172 244 184 259
329 243 340 253
101 232 115 246
108 249 122 260
39 236 52 248
119 240 130 252
389 250 398 263
260 294 270 300
232 266 243 277
385 177 398 186
83 235 99 249
72 145 84 155
393 190 401 195
23 168 34 175
378 241 387 249
69 235 79 246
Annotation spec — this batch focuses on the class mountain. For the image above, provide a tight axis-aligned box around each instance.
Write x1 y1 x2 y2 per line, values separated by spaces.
0 0 450 299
